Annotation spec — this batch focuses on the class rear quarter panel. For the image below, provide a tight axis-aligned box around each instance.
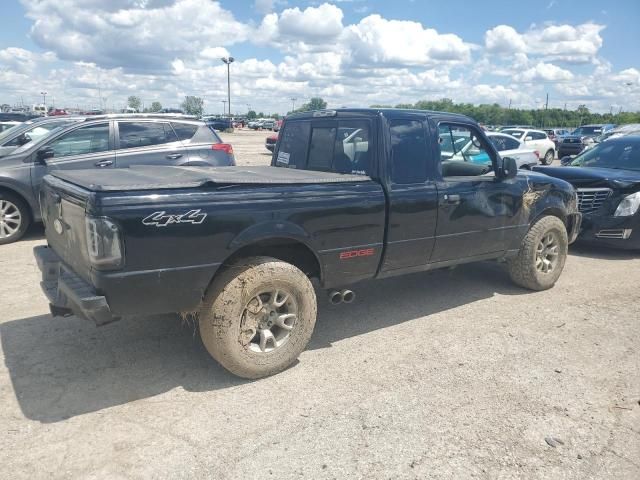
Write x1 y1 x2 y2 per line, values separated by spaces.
90 181 386 312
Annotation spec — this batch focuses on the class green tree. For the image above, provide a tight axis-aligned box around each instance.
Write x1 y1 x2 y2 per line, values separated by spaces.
295 97 328 112
150 101 162 112
127 95 141 112
181 96 204 116
247 110 257 119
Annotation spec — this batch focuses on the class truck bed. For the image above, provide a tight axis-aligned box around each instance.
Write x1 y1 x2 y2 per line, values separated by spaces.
48 165 370 192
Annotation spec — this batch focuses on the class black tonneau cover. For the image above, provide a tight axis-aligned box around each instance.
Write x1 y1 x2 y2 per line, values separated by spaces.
47 165 370 192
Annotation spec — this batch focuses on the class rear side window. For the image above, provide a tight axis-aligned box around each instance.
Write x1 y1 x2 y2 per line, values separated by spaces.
389 119 428 184
171 122 198 141
308 127 336 170
118 122 178 149
275 121 311 168
531 132 547 140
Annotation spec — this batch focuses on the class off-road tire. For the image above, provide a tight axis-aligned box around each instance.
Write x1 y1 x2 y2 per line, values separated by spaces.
507 216 568 291
542 149 555 165
0 191 31 245
199 256 317 379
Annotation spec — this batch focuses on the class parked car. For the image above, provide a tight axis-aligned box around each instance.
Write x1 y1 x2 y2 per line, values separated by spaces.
0 116 84 158
544 128 571 149
265 133 278 152
0 114 235 244
534 136 640 249
48 108 69 116
261 119 276 130
501 128 556 165
486 132 539 169
204 117 232 131
439 131 538 169
558 124 617 158
0 121 20 133
499 125 535 131
594 124 640 143
34 108 580 378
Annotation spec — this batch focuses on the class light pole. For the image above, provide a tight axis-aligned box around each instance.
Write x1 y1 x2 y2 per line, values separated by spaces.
221 56 235 116
40 91 47 107
221 100 227 115
290 97 297 113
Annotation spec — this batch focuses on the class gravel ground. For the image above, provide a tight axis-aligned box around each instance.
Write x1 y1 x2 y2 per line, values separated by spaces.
1 129 639 479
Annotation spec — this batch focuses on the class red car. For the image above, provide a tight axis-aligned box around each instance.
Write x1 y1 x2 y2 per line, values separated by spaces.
265 133 278 152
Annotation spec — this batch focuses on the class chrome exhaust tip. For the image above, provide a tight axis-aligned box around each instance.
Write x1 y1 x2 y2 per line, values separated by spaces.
328 290 342 305
341 289 355 304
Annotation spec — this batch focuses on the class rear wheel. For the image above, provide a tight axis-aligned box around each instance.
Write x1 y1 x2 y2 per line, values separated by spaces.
542 149 554 165
198 256 317 378
0 192 30 245
507 216 568 291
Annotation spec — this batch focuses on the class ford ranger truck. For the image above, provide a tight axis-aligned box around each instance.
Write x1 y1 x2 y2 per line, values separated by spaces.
34 109 581 378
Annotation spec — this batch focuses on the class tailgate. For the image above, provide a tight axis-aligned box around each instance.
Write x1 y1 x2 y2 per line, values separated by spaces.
40 175 94 283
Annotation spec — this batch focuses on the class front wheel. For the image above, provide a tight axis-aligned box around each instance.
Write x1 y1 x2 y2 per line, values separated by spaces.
0 192 30 245
507 216 568 291
542 149 555 165
198 256 317 379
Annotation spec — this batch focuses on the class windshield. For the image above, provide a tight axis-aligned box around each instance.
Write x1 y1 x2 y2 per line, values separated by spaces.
570 140 640 171
502 129 524 139
573 126 602 136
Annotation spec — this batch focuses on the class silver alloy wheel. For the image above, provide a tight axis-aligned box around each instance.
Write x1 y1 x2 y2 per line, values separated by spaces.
0 199 22 239
544 151 554 165
240 289 298 353
536 232 559 273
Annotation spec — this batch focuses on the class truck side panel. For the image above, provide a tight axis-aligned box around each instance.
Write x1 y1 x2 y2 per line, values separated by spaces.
89 181 386 315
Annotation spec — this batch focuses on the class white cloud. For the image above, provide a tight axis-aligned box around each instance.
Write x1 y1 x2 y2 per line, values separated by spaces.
514 62 574 83
345 15 472 66
485 22 604 63
22 0 249 72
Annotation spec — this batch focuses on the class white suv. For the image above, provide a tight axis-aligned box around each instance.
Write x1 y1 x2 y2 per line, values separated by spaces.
501 128 556 165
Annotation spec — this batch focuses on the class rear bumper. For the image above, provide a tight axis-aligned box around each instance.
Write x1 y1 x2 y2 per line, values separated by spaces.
34 245 119 326
577 213 640 250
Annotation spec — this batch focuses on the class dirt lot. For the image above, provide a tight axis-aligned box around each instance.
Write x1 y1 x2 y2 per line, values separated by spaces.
1 129 639 479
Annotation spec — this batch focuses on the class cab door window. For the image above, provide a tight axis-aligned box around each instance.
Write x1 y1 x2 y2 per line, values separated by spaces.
438 124 495 177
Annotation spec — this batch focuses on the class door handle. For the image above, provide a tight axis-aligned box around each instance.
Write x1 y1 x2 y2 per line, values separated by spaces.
95 160 113 167
166 153 183 159
442 194 461 205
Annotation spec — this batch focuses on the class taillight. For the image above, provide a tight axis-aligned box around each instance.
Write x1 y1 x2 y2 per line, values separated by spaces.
212 143 233 155
85 216 124 269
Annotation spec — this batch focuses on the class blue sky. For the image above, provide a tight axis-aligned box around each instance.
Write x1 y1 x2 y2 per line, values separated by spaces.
1 0 638 113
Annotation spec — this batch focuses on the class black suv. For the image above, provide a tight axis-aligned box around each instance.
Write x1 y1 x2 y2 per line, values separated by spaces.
0 114 235 244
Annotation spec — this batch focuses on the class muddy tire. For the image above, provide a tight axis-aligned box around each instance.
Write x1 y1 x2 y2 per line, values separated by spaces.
199 256 317 379
507 216 568 291
0 192 31 245
542 149 555 165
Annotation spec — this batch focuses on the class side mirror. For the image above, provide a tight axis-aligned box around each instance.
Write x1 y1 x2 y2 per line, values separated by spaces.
502 156 518 179
36 146 55 163
560 156 572 166
524 136 533 142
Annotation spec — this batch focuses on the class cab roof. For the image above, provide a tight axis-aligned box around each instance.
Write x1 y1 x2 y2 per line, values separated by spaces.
286 108 474 123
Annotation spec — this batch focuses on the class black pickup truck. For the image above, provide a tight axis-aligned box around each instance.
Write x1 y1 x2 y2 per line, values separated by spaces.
34 109 581 378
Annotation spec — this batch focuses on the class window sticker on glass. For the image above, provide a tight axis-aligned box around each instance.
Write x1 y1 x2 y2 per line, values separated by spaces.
277 151 290 165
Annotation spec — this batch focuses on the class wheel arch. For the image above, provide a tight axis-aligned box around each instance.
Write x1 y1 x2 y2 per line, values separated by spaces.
219 222 323 284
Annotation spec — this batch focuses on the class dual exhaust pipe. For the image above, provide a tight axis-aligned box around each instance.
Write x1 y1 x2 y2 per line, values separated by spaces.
328 289 355 305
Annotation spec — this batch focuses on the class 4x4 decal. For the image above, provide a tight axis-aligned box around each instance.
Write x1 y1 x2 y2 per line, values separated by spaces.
142 209 207 227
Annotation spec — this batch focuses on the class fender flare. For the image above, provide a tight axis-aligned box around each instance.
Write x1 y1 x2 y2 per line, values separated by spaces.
226 220 324 279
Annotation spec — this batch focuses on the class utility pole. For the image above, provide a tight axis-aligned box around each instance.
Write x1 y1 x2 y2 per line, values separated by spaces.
542 92 549 128
221 57 235 116
290 97 297 113
40 91 47 107
221 100 227 115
